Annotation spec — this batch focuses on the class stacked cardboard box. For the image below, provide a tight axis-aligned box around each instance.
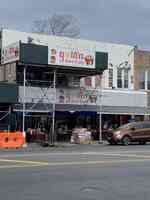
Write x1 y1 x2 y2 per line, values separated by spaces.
71 128 92 144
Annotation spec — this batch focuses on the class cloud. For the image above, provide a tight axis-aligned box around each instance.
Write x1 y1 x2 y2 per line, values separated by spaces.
0 0 150 49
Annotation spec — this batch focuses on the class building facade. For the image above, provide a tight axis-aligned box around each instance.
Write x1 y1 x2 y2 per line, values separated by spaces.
0 28 149 141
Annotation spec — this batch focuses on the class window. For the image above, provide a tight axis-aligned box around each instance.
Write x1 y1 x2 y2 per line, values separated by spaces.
142 123 150 129
139 70 145 89
147 71 150 90
149 56 150 65
134 123 143 129
117 68 122 88
108 69 113 88
124 69 129 88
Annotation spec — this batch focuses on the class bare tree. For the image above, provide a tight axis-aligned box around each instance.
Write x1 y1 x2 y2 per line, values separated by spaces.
32 14 80 38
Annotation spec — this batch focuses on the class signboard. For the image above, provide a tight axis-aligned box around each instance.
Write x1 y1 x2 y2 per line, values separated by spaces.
1 42 20 64
1 30 108 72
48 47 95 69
20 43 48 65
56 88 98 105
0 29 108 72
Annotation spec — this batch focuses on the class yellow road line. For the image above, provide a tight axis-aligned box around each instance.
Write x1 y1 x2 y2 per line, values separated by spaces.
0 157 150 169
0 164 48 169
0 159 49 166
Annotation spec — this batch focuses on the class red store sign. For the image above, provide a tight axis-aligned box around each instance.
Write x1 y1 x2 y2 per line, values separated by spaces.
1 42 19 64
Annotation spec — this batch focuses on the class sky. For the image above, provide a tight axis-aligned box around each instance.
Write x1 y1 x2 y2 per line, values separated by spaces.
0 0 150 50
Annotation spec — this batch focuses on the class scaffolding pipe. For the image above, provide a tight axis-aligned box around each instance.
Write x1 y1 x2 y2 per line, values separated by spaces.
51 70 56 145
23 66 26 137
99 74 103 144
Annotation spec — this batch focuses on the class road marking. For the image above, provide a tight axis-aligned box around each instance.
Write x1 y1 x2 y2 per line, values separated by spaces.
1 151 150 162
0 159 49 166
81 152 150 159
0 164 48 169
0 158 150 169
1 150 150 158
42 158 150 167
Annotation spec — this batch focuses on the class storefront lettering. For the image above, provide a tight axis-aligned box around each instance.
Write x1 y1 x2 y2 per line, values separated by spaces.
49 47 95 68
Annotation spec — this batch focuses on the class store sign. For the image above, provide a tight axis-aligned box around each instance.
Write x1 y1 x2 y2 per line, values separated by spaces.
48 47 95 69
56 88 98 105
1 42 20 64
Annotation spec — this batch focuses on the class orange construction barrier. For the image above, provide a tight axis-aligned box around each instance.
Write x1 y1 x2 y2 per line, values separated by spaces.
0 132 26 149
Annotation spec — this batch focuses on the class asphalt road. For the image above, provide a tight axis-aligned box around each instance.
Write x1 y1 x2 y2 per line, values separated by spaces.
0 144 150 200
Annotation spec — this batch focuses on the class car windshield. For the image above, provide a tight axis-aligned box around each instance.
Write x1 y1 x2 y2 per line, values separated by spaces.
116 122 136 130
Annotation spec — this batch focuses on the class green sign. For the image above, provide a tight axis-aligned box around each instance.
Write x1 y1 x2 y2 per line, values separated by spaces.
95 52 108 72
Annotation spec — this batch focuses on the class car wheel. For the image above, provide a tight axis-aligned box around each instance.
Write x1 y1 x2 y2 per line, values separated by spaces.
108 140 117 145
122 136 131 146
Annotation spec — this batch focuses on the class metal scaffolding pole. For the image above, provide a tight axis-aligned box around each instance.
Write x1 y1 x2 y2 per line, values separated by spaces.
99 74 103 144
51 70 56 145
8 105 11 132
23 66 26 138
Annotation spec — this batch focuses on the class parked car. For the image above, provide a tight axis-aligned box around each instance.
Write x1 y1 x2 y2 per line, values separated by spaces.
105 121 150 145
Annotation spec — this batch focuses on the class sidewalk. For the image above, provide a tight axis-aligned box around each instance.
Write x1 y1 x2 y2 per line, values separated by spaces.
27 141 108 149
0 141 109 153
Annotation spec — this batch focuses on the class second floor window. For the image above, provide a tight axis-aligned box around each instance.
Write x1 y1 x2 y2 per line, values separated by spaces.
139 70 145 89
147 71 150 90
117 68 122 88
108 69 113 88
124 69 129 88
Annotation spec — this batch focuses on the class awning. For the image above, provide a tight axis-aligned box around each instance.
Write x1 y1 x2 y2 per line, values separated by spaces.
13 103 149 115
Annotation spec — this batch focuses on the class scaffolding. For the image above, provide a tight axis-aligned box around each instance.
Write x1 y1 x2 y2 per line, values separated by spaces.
21 66 56 144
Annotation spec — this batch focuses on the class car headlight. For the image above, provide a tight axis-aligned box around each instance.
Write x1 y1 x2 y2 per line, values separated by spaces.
115 131 121 138
115 131 120 134
116 134 121 138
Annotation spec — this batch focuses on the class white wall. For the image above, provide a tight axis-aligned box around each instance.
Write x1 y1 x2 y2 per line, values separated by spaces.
19 86 147 108
101 89 147 107
19 86 56 104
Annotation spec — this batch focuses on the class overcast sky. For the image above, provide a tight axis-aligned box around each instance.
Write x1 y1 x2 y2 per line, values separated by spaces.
0 0 150 50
